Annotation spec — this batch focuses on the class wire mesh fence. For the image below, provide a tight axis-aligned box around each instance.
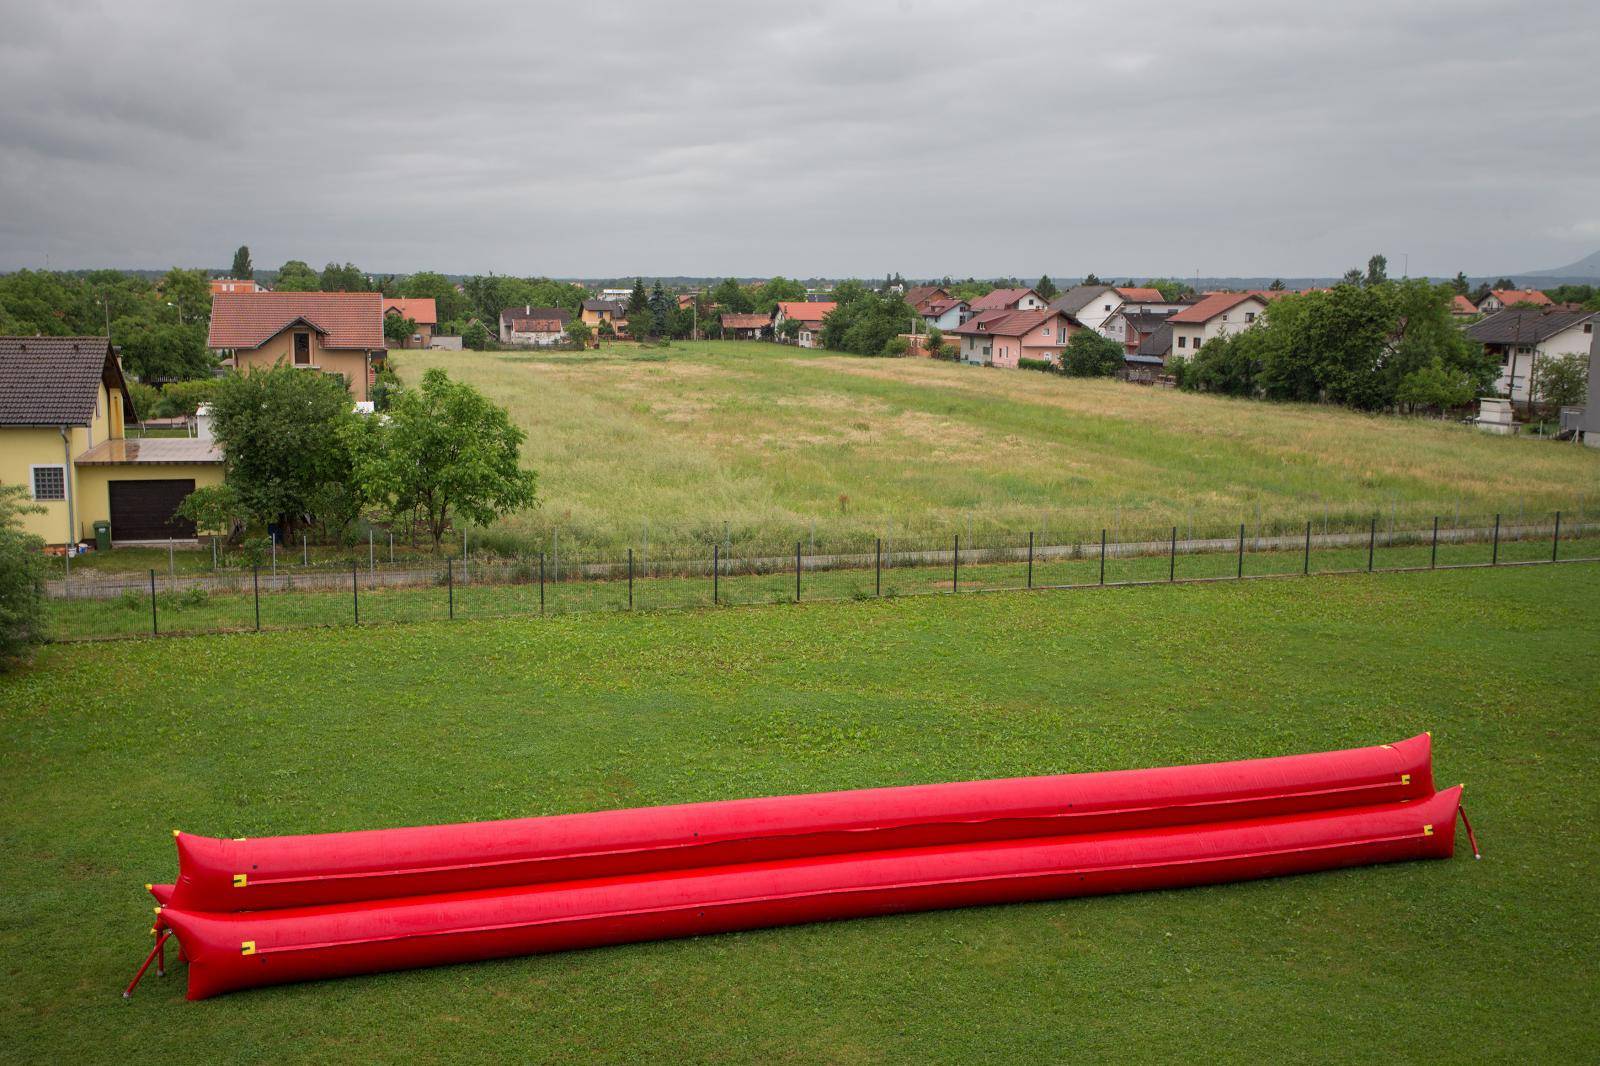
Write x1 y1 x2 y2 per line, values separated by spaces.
42 506 1600 641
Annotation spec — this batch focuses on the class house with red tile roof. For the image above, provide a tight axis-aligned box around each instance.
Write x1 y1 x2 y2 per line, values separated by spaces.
1476 289 1552 314
1166 292 1269 359
948 308 1080 368
499 305 572 346
209 277 267 295
772 301 837 348
719 313 770 340
208 291 386 402
1451 294 1480 318
381 297 438 349
967 287 1047 314
904 285 951 311
1115 286 1166 304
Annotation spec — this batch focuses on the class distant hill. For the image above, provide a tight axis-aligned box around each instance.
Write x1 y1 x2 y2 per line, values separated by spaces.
1522 250 1600 280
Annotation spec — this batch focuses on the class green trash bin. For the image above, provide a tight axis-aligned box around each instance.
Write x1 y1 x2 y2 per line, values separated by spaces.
93 520 112 552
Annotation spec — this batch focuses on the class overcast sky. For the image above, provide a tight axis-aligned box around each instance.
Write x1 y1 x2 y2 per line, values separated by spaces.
2 0 1597 280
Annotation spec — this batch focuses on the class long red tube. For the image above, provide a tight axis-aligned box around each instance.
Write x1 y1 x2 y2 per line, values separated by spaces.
160 787 1460 1000
169 735 1433 911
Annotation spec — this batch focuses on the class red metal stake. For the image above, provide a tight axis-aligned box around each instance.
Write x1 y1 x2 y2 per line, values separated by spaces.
1458 803 1482 860
122 930 172 999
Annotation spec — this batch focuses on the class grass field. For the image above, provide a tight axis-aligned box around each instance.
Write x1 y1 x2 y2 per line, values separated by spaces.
3 565 1597 1062
392 341 1600 555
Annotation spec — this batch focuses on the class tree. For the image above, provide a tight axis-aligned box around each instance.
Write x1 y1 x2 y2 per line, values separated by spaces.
115 322 213 382
1146 278 1195 303
274 260 320 291
1061 329 1125 377
1179 328 1270 397
1340 268 1364 287
923 325 947 358
566 318 594 349
751 276 806 314
1035 275 1059 301
1395 359 1476 414
1532 353 1588 407
355 368 537 551
0 484 45 665
1083 272 1103 286
208 364 364 537
1268 278 1286 291
1492 277 1516 291
384 312 418 347
625 279 650 337
819 290 917 355
710 277 753 314
1451 272 1470 295
648 281 670 338
597 319 616 343
230 245 254 280
159 267 211 326
319 262 370 292
1365 255 1388 287
400 271 471 324
152 378 219 419
462 320 491 350
175 483 251 545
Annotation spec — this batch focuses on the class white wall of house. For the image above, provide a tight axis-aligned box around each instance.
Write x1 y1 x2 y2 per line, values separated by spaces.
1076 292 1124 334
1014 292 1047 311
1171 297 1268 359
924 305 967 331
1495 320 1596 401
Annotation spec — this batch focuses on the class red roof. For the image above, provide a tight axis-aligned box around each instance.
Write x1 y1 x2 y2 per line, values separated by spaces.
904 285 950 311
1452 295 1478 314
1489 289 1551 306
208 291 385 350
720 313 769 329
949 308 1067 338
382 297 437 325
967 287 1039 312
1168 291 1266 324
1115 287 1165 303
777 301 836 323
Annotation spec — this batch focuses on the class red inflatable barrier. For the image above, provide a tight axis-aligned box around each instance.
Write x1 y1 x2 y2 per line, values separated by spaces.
169 734 1433 911
159 787 1460 999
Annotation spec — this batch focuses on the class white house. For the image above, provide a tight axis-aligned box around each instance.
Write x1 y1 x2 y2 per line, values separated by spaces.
1166 292 1270 358
1475 289 1552 315
967 287 1048 314
1048 285 1126 342
772 301 836 347
499 305 572 345
1465 308 1599 402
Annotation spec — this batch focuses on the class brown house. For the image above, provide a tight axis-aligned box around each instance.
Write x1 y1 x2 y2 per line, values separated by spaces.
381 297 438 348
208 292 386 402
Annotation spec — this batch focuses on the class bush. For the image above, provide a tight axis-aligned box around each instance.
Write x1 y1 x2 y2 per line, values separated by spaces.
0 485 45 664
153 378 219 419
1532 353 1587 407
881 337 909 357
1061 330 1125 377
125 381 161 421
1018 358 1056 373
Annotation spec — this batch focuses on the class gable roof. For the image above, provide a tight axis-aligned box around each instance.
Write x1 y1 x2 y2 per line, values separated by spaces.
720 313 769 329
1168 291 1266 324
582 299 625 313
904 285 950 310
209 292 385 351
1123 309 1175 337
1115 286 1167 303
1465 308 1597 345
1048 285 1117 315
1452 295 1479 314
968 287 1040 312
923 297 967 317
948 308 1071 338
1487 289 1552 307
0 336 135 426
382 297 437 325
501 306 572 327
1137 322 1173 358
776 301 836 323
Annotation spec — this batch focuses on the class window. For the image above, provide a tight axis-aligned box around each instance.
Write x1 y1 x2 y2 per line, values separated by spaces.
1178 336 1188 349
1104 304 1112 311
1041 327 1051 336
1058 327 1068 343
294 332 312 365
1585 323 1593 333
982 344 991 356
31 465 66 501
1245 312 1256 323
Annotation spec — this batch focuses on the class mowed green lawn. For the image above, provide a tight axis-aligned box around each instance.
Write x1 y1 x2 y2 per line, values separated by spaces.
393 342 1600 555
3 565 1597 1062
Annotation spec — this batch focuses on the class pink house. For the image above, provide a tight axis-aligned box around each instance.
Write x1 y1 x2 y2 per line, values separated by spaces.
948 309 1079 368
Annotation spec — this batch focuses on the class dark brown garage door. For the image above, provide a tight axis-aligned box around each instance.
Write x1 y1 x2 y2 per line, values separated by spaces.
108 479 198 541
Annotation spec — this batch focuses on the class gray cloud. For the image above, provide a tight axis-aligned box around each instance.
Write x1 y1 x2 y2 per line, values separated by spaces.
2 0 1597 277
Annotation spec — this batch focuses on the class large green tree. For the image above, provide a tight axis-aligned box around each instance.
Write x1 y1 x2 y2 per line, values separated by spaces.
819 289 917 355
751 276 807 314
1061 329 1126 377
230 245 253 279
274 260 320 291
399 271 470 324
355 368 537 550
0 484 45 665
1035 275 1059 301
709 277 753 314
208 364 365 537
319 262 370 292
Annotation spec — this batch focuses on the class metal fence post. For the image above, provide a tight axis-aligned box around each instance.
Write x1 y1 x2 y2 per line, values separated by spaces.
302 534 307 566
1492 513 1500 565
1027 531 1034 589
1552 511 1561 563
447 557 454 619
539 552 545 614
1367 517 1376 572
712 543 719 605
253 564 260 631
1303 520 1311 575
368 529 374 575
628 548 634 609
795 541 801 602
1237 523 1245 579
874 537 881 596
1169 526 1177 582
388 531 393 564
149 569 158 636
1431 516 1439 569
1099 528 1106 585
953 534 959 593
352 563 359 624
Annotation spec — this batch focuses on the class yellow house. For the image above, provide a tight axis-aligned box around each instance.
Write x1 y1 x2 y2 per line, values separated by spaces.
580 299 626 334
208 291 386 402
0 336 224 546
